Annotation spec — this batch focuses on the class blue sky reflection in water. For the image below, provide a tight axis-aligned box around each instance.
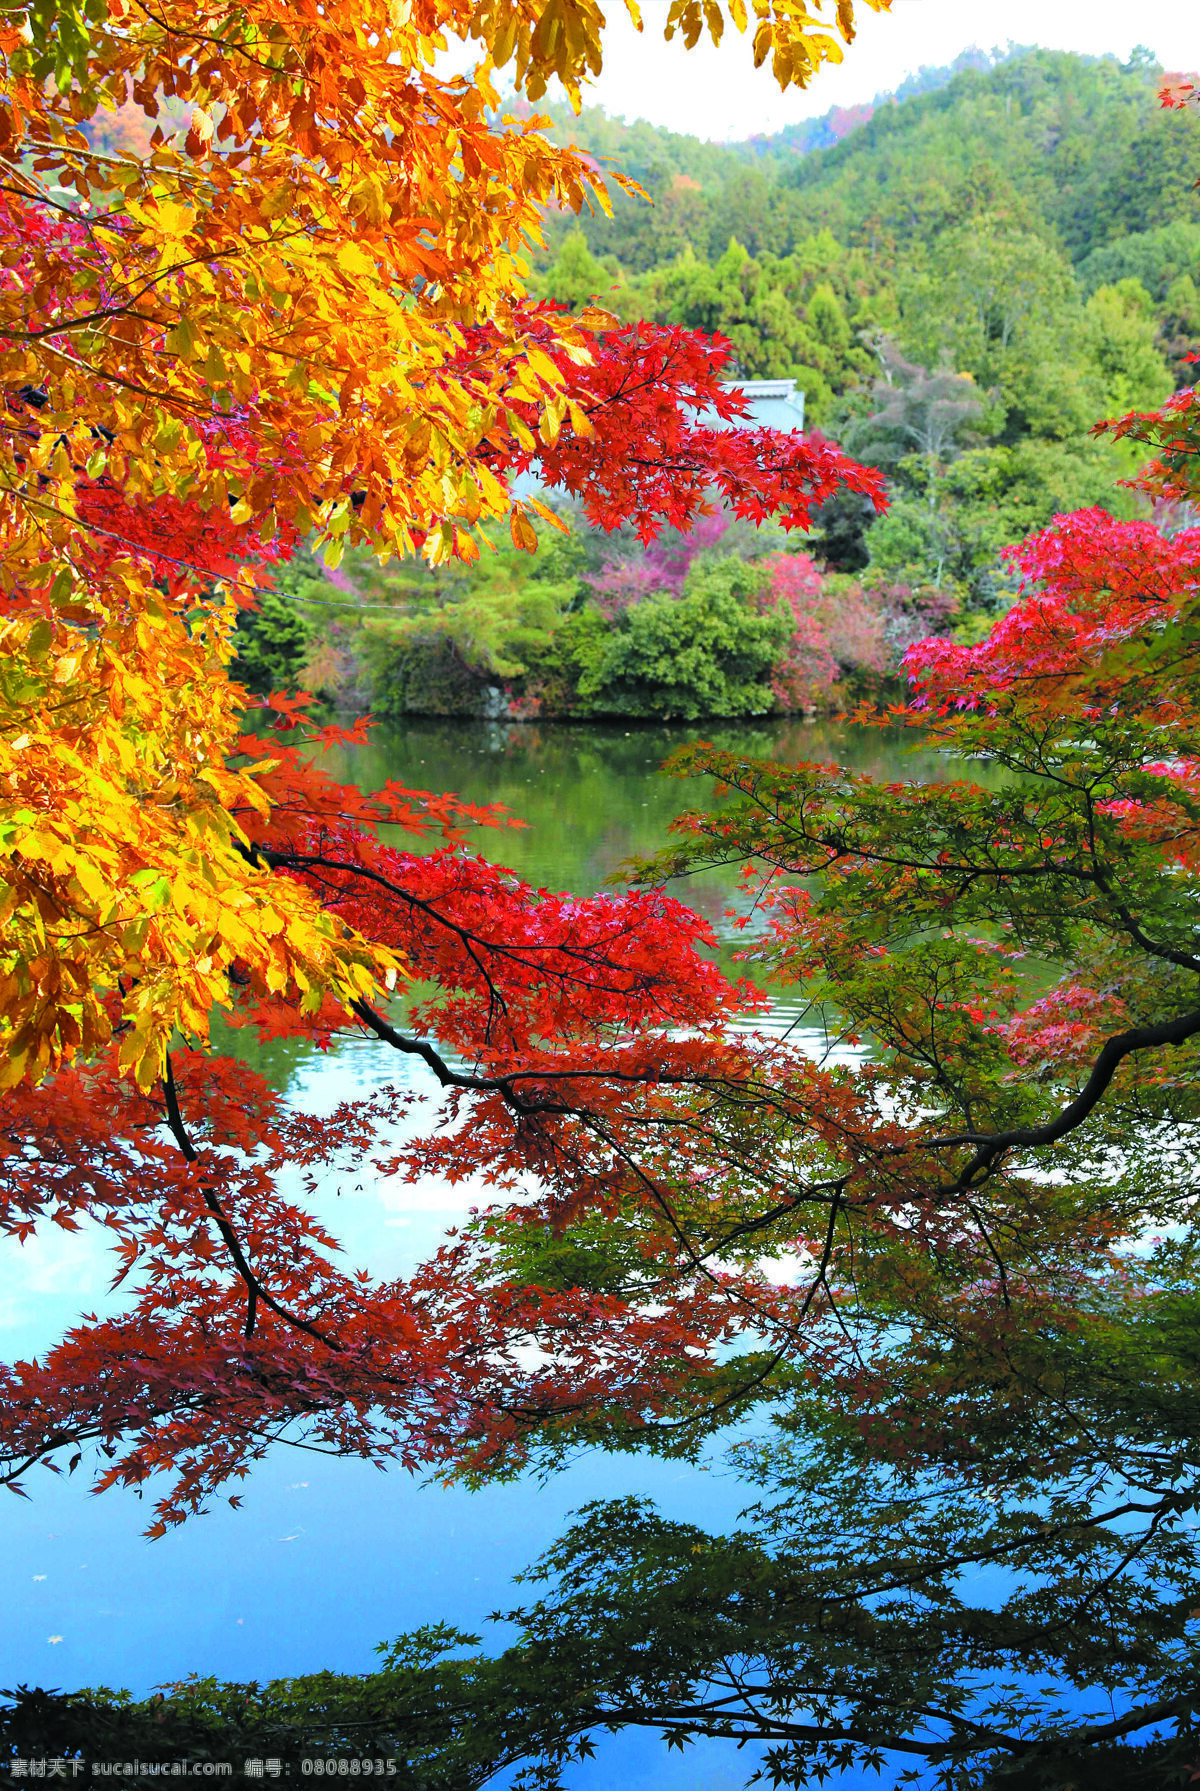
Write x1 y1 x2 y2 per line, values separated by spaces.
1 718 955 1789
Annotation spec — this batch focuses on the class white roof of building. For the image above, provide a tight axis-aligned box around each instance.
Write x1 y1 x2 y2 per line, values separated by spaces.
508 377 805 502
708 378 806 433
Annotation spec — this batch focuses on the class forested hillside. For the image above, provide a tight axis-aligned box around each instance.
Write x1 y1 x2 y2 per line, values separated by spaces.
537 45 1200 284
248 46 1200 719
534 45 1199 409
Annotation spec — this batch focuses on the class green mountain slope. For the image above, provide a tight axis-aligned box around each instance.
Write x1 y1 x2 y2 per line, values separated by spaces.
780 47 1200 260
538 47 1200 271
525 51 1200 625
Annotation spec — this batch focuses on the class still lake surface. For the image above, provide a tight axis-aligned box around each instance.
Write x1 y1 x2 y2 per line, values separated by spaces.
2 716 951 1788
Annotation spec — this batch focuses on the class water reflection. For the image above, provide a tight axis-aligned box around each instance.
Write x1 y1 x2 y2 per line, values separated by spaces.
224 715 958 1090
9 717 942 1457
2 717 955 1791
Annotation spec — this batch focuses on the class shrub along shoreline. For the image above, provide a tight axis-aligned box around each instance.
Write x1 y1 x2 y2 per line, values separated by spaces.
235 506 964 723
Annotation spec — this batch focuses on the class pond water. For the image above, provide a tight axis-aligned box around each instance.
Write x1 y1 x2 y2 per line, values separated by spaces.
2 716 951 1789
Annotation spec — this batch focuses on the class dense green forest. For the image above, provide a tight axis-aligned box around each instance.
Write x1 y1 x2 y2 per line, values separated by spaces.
241 45 1200 720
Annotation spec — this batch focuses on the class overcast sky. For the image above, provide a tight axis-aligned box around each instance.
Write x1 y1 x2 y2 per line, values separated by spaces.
542 0 1199 141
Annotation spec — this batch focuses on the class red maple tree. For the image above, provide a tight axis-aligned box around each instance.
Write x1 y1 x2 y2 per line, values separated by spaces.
0 170 896 1529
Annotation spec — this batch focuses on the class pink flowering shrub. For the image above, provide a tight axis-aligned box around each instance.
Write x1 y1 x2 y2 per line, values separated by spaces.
585 558 660 617
877 581 959 663
759 554 842 710
586 513 732 615
759 556 957 711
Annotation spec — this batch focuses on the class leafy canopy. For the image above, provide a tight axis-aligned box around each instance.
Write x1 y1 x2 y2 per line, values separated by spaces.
59 344 1200 1791
0 0 884 1091
6 21 1200 1791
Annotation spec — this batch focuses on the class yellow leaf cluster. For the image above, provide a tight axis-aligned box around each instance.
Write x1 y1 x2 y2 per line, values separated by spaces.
465 0 883 106
2 4 623 581
662 0 885 89
0 596 392 1089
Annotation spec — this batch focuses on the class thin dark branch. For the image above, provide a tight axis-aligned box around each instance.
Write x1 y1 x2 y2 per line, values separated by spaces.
161 1054 342 1351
